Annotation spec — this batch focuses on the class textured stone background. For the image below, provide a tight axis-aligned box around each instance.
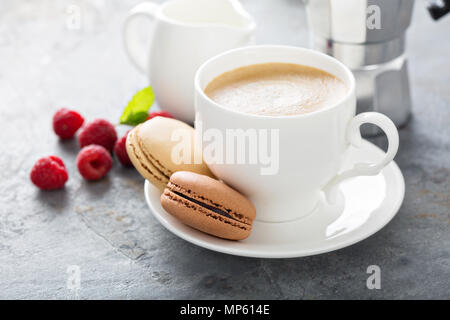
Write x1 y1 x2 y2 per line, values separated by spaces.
0 0 448 299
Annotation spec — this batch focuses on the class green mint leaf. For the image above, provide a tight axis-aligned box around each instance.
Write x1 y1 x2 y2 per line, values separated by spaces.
120 86 155 126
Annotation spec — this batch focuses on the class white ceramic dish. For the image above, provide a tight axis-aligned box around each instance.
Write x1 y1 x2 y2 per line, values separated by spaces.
145 140 405 258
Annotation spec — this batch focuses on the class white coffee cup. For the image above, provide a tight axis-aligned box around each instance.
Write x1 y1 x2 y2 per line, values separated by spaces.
194 45 399 223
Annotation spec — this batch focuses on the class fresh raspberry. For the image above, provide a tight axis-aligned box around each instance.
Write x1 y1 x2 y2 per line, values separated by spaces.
147 110 174 120
76 145 113 180
30 156 68 190
114 131 132 167
53 108 84 139
78 119 117 152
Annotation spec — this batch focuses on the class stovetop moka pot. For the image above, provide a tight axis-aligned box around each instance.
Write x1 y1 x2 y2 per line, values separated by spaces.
304 0 449 136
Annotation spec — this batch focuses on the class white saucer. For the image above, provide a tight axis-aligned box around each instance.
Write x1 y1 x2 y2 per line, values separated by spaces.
145 140 405 258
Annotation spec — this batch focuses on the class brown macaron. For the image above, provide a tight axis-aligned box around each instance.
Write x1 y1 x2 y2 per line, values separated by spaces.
160 171 256 240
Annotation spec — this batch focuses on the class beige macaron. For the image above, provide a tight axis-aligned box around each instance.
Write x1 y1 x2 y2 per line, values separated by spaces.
161 171 256 240
126 117 214 190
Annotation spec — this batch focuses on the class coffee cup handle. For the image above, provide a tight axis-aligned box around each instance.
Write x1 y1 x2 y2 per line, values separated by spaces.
323 112 399 203
123 1 159 73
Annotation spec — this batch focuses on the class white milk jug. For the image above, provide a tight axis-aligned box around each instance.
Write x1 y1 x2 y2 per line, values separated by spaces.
124 0 256 123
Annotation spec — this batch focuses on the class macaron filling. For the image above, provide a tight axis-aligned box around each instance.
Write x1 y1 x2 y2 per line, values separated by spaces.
137 138 173 179
127 140 168 182
162 189 251 232
172 190 238 222
167 181 253 225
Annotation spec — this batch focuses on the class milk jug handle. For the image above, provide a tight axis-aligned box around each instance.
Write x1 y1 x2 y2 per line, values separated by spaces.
123 2 159 73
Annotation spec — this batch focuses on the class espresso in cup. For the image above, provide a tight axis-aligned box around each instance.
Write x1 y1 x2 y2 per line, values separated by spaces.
204 62 348 116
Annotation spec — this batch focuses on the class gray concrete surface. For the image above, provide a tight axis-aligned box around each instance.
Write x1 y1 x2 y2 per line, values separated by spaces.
0 0 448 299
